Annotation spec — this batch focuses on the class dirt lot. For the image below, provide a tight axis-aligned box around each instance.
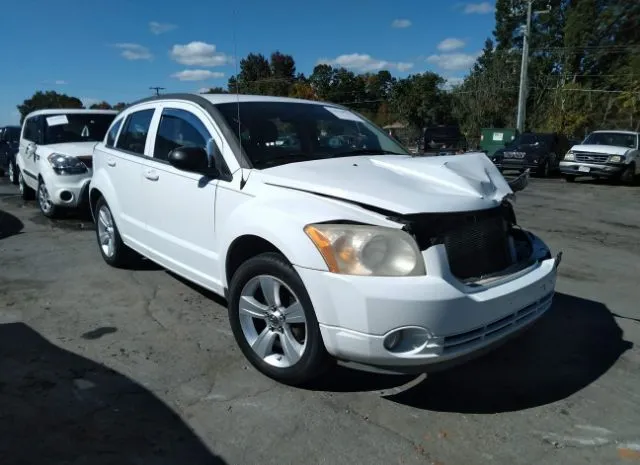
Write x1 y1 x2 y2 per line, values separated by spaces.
1 175 639 465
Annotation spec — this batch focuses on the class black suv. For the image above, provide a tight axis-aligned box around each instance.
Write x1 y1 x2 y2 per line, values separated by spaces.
0 125 20 183
491 132 570 177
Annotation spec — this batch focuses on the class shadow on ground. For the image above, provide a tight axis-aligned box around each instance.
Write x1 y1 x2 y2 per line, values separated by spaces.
384 292 632 413
0 322 227 465
0 209 23 239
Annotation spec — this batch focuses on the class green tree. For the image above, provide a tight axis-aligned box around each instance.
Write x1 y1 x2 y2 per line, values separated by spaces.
89 101 113 109
389 72 453 130
112 102 128 111
269 51 296 96
201 87 228 94
17 90 83 123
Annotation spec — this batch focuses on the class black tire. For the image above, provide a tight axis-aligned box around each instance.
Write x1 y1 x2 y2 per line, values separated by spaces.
18 170 35 200
564 175 576 183
37 179 60 218
0 168 4 177
536 159 550 178
228 252 332 386
620 163 636 186
94 196 133 268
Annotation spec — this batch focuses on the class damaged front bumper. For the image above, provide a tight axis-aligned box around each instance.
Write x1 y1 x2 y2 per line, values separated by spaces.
296 230 562 375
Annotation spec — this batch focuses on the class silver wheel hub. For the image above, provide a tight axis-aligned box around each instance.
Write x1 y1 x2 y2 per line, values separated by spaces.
239 275 308 368
97 206 116 258
38 183 52 212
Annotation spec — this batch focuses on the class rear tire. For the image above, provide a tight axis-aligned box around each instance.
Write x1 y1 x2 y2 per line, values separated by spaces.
94 197 133 268
228 252 332 386
18 170 35 200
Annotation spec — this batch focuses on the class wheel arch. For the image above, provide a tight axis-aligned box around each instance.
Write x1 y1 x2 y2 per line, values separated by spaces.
225 235 286 288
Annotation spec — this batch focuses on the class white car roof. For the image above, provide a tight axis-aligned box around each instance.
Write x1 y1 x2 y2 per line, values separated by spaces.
25 108 119 118
196 93 330 106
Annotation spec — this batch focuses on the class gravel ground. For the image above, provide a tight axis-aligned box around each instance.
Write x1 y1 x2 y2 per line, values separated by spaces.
1 175 639 465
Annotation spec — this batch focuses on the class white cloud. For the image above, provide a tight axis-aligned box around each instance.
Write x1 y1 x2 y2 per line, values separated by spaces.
391 19 412 28
149 21 177 35
318 53 414 73
114 43 153 61
463 2 494 14
169 41 231 67
54 80 68 85
426 52 480 71
81 97 99 108
442 77 465 90
171 69 225 81
437 38 466 52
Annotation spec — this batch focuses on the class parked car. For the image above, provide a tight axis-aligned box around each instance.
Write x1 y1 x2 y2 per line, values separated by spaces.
491 132 570 177
0 125 20 183
423 125 467 156
560 130 639 184
15 108 117 217
89 93 560 385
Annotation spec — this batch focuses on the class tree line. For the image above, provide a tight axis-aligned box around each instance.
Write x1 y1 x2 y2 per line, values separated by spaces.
16 0 638 144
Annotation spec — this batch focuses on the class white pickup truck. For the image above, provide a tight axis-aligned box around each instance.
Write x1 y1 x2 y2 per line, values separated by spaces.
89 93 560 385
561 130 639 184
16 108 117 217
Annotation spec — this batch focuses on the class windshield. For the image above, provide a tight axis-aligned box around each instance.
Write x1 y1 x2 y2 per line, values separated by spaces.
42 113 116 145
583 132 637 149
214 101 409 169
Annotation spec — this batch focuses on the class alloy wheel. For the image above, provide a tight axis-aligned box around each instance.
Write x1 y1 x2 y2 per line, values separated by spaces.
97 205 116 258
239 275 307 368
38 182 53 214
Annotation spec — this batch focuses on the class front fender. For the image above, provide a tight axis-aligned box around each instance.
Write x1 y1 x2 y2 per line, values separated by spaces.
216 186 403 287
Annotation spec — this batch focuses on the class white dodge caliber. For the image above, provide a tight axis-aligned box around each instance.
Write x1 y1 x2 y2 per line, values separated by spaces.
89 93 561 385
16 108 118 217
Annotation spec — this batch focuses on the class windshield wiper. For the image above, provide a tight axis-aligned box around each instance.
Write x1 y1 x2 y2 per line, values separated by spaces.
330 149 404 158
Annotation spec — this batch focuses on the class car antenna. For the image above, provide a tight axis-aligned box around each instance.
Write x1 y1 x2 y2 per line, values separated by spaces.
233 8 248 191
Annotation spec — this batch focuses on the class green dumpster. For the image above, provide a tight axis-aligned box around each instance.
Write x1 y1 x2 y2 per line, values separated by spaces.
480 128 518 157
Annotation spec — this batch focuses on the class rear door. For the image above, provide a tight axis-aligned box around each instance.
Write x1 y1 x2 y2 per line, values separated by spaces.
140 101 227 292
99 104 157 248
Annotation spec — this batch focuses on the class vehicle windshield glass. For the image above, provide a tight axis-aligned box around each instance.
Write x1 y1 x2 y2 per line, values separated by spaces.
214 101 409 169
512 133 538 145
583 132 637 149
42 113 116 145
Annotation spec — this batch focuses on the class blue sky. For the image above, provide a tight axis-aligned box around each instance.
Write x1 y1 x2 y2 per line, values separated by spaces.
0 0 496 126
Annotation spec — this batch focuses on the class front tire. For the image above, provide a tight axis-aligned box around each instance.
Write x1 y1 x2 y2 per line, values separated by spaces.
94 197 133 268
564 175 576 183
537 159 550 178
228 252 331 385
18 170 35 200
37 179 60 218
620 163 636 186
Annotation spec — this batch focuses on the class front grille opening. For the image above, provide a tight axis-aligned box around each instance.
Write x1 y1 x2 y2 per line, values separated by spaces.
403 204 521 281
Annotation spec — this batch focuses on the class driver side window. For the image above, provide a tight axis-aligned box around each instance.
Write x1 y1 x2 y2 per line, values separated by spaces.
153 108 214 162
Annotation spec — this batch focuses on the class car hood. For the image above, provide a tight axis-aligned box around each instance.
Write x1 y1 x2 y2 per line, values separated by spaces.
258 153 513 214
571 144 631 156
40 142 98 157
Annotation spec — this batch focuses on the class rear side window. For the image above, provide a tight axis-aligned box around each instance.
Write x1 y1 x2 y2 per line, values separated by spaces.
106 118 123 147
153 108 211 161
116 109 154 155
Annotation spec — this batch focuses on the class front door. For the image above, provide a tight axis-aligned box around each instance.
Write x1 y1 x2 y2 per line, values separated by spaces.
19 115 41 187
141 103 225 293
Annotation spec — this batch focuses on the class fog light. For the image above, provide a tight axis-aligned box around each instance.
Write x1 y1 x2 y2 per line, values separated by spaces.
59 190 73 202
383 330 403 350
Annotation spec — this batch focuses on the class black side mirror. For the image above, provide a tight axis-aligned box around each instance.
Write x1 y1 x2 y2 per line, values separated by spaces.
167 146 219 177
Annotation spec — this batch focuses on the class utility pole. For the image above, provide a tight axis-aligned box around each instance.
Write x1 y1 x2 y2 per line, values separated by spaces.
516 0 551 133
516 0 533 133
149 86 165 96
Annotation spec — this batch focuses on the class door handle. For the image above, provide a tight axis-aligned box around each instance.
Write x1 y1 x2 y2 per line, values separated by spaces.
144 170 159 181
107 157 116 167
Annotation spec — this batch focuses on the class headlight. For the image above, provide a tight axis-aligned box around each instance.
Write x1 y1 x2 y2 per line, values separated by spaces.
564 151 575 161
304 223 426 276
609 155 623 163
47 153 88 174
